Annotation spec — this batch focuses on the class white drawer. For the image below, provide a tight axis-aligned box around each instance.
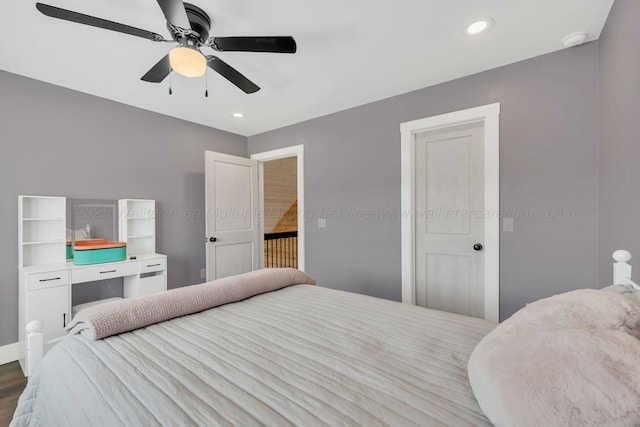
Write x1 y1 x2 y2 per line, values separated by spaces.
140 258 166 274
27 270 69 291
72 262 138 284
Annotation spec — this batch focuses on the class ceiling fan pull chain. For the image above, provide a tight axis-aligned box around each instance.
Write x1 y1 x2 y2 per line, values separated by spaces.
205 72 209 98
169 67 173 95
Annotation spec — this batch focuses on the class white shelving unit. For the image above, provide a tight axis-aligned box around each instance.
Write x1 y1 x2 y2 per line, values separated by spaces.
119 199 156 258
18 195 69 375
18 195 167 376
18 196 66 268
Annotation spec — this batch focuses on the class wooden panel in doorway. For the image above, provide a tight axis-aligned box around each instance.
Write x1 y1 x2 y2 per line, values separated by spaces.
263 157 297 233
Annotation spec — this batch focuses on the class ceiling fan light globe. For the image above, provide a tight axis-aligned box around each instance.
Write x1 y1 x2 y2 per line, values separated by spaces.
169 47 207 78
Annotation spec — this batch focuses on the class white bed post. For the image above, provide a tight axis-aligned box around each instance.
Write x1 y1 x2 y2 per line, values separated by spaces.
26 320 43 376
612 250 640 290
613 250 632 285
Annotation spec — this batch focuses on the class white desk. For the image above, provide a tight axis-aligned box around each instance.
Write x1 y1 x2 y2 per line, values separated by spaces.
18 253 167 375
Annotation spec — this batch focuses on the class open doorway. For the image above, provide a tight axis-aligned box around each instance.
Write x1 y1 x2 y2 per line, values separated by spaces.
251 145 305 271
263 157 298 268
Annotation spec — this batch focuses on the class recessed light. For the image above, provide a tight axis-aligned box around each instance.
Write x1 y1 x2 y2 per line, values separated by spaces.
232 112 245 118
467 18 494 35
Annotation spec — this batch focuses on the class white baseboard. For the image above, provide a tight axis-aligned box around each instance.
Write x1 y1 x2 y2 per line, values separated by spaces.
0 342 20 365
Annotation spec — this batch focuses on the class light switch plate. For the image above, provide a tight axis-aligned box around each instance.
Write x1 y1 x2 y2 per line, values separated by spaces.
200 268 207 279
503 217 514 232
317 218 327 228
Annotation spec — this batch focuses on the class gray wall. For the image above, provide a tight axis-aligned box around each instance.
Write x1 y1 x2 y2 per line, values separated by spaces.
599 0 640 284
248 43 600 320
0 70 247 346
2 20 616 346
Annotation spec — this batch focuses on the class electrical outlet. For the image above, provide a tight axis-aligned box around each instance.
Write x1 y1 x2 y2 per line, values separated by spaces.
317 218 327 228
503 217 514 232
200 268 207 280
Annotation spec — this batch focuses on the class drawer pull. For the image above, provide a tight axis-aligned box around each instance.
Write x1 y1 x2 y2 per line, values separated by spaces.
39 277 61 282
146 263 161 268
100 270 117 274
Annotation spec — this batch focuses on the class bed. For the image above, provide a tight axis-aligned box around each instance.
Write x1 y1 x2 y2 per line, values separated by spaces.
10 252 640 426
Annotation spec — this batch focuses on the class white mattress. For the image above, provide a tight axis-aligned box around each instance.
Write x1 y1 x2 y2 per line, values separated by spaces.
12 285 495 426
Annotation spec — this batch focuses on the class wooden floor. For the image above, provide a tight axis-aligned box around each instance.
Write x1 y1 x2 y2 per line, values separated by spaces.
0 362 26 427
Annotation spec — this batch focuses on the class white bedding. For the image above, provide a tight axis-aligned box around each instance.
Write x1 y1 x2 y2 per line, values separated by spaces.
12 285 495 426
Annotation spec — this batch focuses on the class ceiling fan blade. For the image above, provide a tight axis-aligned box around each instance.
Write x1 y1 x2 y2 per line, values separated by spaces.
141 55 171 83
206 56 260 94
156 0 191 29
211 37 297 53
35 3 164 42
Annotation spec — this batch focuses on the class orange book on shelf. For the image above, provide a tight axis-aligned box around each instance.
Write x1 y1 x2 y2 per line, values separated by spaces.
74 239 110 247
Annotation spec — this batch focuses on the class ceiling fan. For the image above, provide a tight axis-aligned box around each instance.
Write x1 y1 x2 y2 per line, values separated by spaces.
35 0 297 94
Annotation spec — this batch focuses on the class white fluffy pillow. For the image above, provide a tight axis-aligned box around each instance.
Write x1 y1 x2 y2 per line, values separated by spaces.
468 289 640 427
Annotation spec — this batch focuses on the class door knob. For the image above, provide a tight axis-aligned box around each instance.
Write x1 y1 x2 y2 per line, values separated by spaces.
207 237 217 242
473 243 483 251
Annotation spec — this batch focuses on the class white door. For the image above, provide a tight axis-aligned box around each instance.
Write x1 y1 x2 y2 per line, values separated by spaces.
414 122 485 318
205 151 260 281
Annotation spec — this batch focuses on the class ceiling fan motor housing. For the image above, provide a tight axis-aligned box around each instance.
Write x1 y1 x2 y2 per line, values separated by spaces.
168 3 211 45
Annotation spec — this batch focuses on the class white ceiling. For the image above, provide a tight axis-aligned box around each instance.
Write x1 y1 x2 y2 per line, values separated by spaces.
1 0 614 136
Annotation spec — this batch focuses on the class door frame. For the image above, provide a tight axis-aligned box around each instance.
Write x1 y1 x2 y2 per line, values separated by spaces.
400 103 500 322
250 144 305 271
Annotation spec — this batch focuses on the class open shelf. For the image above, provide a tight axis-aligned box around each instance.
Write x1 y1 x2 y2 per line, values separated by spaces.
22 240 65 246
21 196 65 219
122 200 156 220
119 200 157 257
19 196 66 267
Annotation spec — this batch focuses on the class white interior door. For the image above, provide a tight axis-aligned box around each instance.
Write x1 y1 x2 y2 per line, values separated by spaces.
415 122 485 318
205 151 259 281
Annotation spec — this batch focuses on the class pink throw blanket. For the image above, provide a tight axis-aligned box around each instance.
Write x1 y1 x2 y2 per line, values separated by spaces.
468 289 640 426
67 268 315 340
